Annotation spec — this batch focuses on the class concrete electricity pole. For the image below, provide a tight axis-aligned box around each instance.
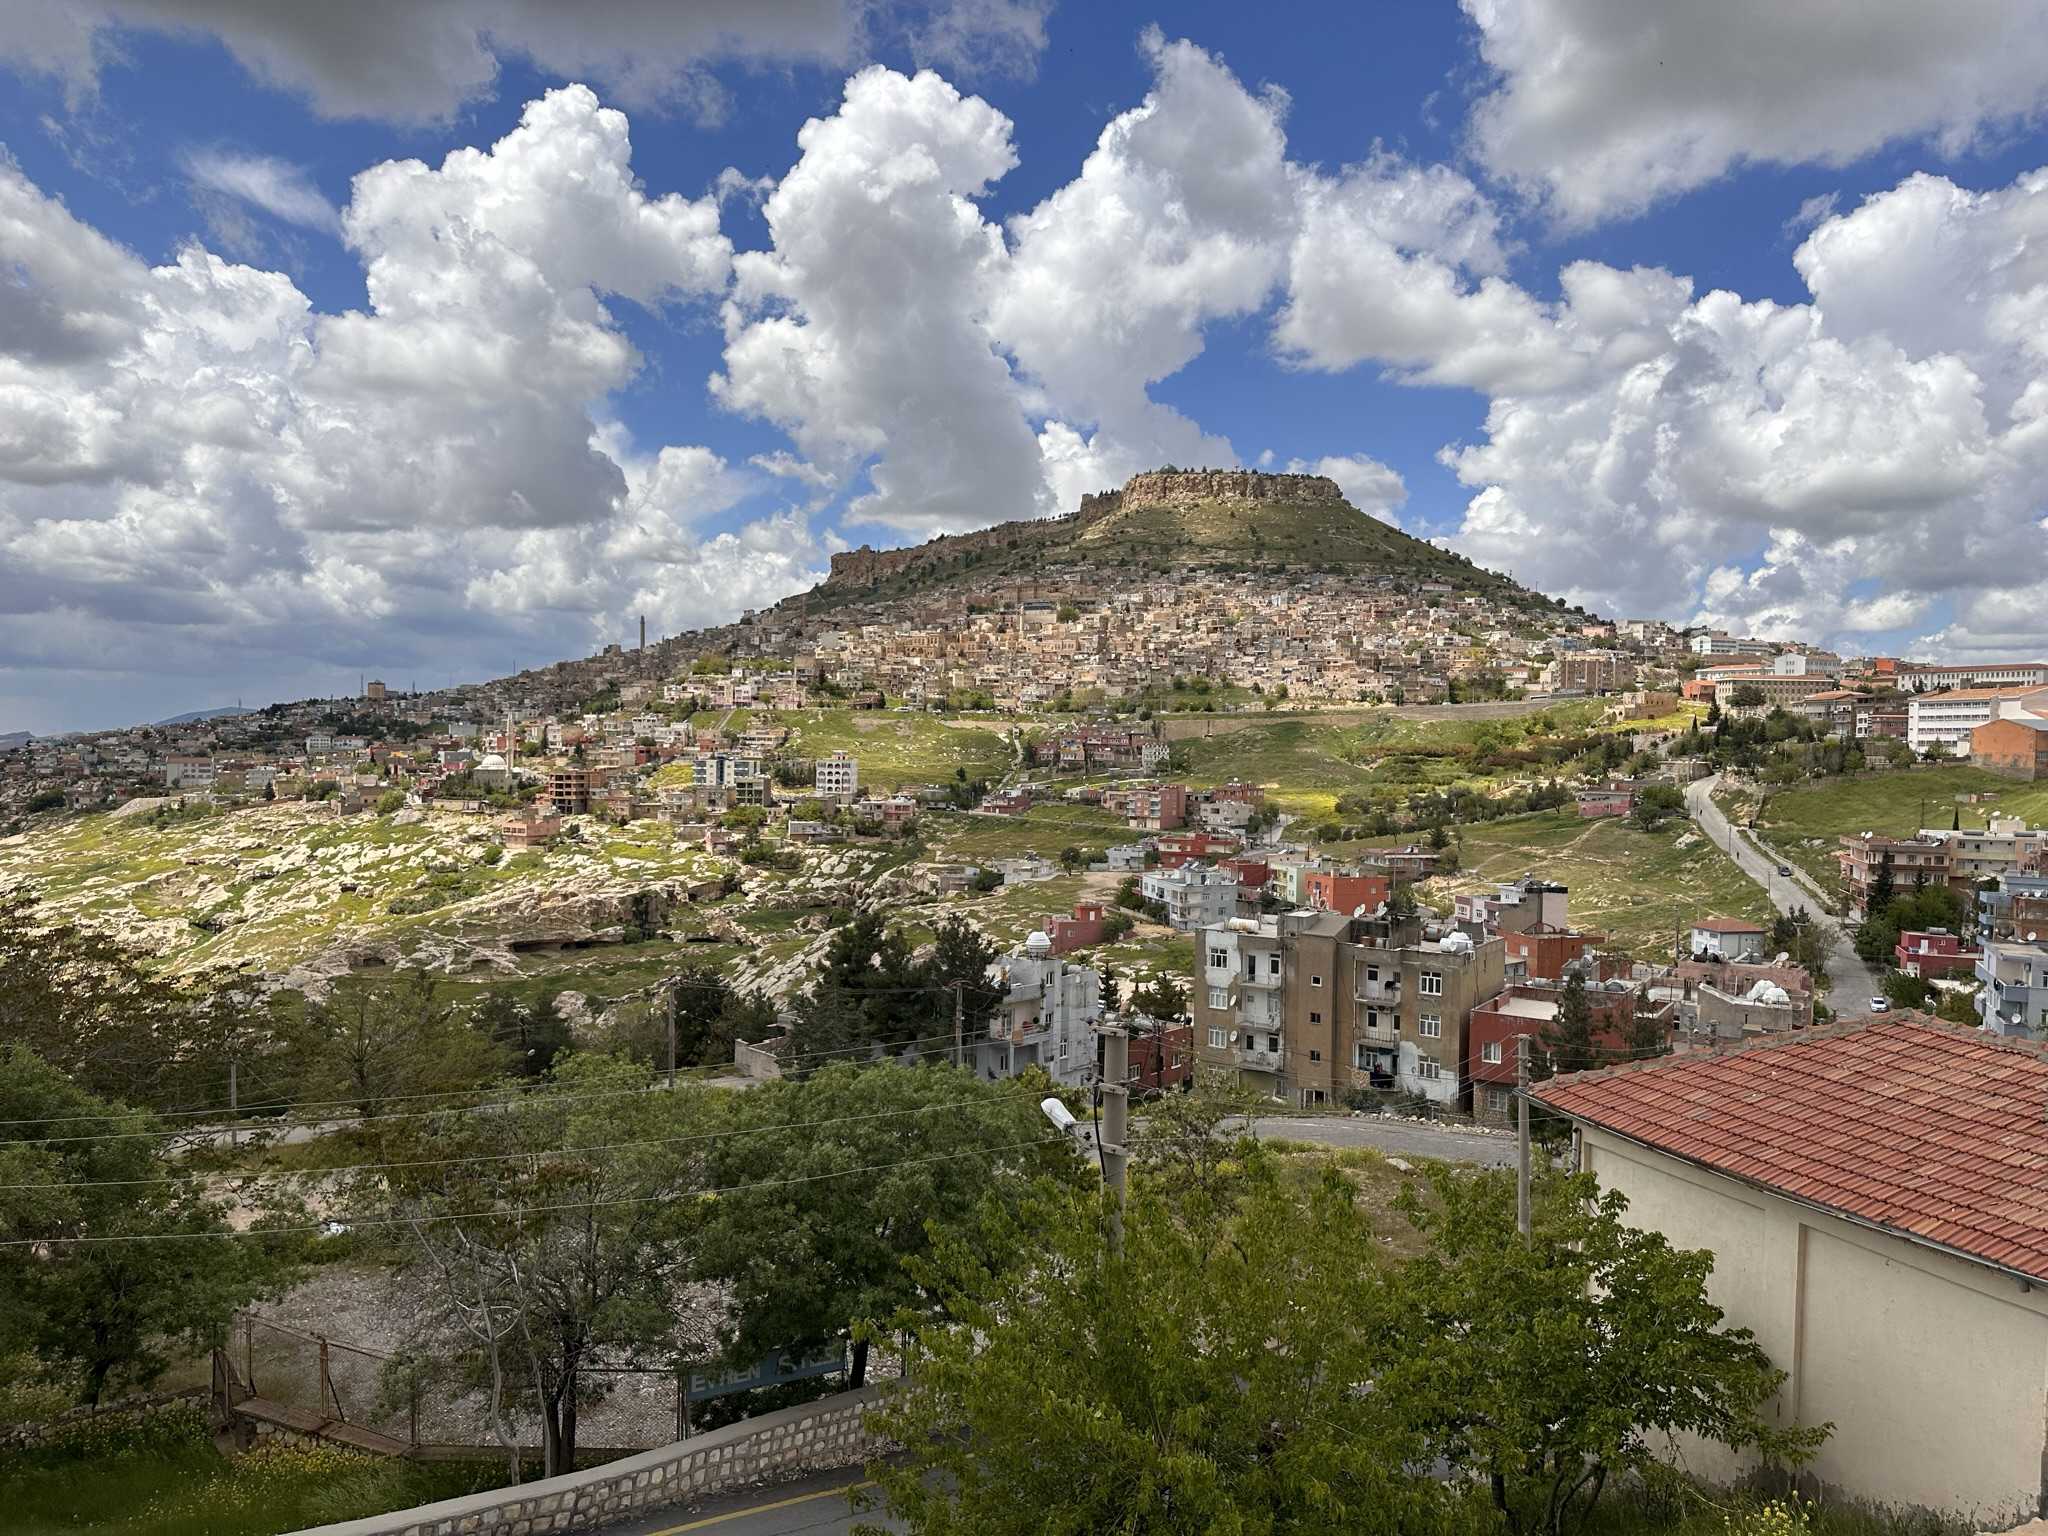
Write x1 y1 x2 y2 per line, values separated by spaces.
952 980 964 1070
1515 1032 1532 1241
1100 1024 1130 1253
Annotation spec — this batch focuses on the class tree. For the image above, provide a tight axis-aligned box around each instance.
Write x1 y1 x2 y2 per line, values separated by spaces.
1622 989 1668 1059
476 988 572 1078
1057 844 1083 873
1386 1164 1826 1535
0 1047 301 1406
1533 970 1600 1078
916 918 1004 1044
283 970 503 1118
0 886 247 1113
1867 851 1897 918
373 1054 713 1476
1129 972 1188 1020
1728 683 1767 708
1628 782 1685 831
695 1065 1084 1390
865 1157 1449 1534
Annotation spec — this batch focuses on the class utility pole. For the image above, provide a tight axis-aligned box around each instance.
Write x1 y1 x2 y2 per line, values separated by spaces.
227 1057 239 1149
665 977 678 1090
1100 1024 1130 1254
1515 1032 1532 1242
952 980 964 1070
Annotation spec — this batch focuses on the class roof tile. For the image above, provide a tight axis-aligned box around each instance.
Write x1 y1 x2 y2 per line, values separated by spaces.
1532 1014 2048 1283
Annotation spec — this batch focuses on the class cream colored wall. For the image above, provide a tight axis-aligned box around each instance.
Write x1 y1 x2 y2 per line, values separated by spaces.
1583 1129 2048 1526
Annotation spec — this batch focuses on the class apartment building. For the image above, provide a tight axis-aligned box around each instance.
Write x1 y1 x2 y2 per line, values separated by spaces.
1977 937 2048 1038
976 934 1102 1087
1192 909 1504 1110
814 750 860 800
1898 660 2048 691
1138 865 1239 931
1907 687 2048 756
1466 976 1652 1120
545 766 591 816
1689 632 1774 656
1894 928 1980 980
1837 833 1953 918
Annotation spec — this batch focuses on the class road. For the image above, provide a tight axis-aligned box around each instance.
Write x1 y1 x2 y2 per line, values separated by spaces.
1685 775 1885 1006
1244 1114 1516 1166
597 1469 895 1536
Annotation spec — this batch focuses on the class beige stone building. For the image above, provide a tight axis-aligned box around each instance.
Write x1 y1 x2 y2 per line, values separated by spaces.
1535 1016 2048 1525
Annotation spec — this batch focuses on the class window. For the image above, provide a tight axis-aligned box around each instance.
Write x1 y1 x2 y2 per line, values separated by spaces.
1308 1010 1322 1025
1419 971 1444 996
1486 1088 1510 1113
1310 974 1323 987
1268 954 1281 976
1481 1040 1503 1064
1207 948 1228 970
1309 1048 1322 1062
1208 987 1229 1009
1207 1027 1226 1049
1354 1043 1371 1068
1416 1055 1442 1081
1266 1034 1280 1053
1418 1012 1442 1039
1366 965 1378 983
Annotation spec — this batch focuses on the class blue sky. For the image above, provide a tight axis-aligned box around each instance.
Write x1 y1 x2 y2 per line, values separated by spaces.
2 0 2046 730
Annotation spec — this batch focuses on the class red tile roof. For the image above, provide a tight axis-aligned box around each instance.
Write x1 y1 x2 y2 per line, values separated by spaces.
1532 1014 2048 1282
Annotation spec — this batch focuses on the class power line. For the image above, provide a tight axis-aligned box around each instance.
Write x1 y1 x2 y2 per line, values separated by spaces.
0 1132 1073 1247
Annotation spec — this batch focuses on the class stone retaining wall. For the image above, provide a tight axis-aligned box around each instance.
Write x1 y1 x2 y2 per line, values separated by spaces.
285 1386 887 1536
0 1386 210 1449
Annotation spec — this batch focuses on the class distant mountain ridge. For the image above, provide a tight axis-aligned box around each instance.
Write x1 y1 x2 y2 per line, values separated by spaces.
803 468 1536 611
156 706 258 726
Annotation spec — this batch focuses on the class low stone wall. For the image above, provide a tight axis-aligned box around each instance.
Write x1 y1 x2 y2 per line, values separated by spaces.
285 1386 887 1536
0 1386 210 1449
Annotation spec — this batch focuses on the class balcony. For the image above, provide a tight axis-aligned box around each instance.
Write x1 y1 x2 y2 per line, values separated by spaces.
1354 979 1400 1006
1235 1041 1285 1071
1239 968 1283 990
1236 994 1282 1029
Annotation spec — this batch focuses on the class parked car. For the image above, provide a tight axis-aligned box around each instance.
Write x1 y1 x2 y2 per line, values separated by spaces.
1869 996 1891 1013
1775 864 1792 877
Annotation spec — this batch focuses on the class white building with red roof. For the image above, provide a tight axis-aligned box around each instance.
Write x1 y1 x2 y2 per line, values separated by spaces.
1533 1014 2048 1524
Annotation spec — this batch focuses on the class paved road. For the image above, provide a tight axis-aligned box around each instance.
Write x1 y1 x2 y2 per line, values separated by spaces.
597 1469 896 1535
1245 1114 1516 1167
1686 776 1885 1006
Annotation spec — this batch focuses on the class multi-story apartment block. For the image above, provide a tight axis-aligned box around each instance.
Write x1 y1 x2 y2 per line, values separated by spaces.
546 766 591 816
1837 833 1953 918
161 754 215 790
1907 687 2048 756
977 934 1103 1087
1977 936 2048 1037
814 750 860 800
1192 909 1504 1110
1898 660 2048 691
1689 632 1775 657
1138 865 1239 931
1978 873 2048 943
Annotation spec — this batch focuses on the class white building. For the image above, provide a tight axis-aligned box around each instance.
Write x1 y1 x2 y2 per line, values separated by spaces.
1688 917 1769 962
976 935 1103 1088
1688 632 1773 656
814 750 860 800
1535 1017 2048 1526
1139 865 1240 932
161 754 215 790
1899 660 2048 691
1906 687 2048 757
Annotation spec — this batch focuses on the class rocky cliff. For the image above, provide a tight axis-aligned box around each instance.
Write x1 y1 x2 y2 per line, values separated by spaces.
1119 469 1345 513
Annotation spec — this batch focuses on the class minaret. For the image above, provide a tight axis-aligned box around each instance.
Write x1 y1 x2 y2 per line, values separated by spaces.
639 614 646 651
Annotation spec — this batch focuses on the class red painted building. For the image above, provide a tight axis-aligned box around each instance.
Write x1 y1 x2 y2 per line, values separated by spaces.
1111 1020 1194 1097
1465 981 1653 1119
1501 923 1604 982
1893 928 1982 980
1302 869 1392 917
1155 830 1241 868
1045 901 1107 956
1219 856 1270 890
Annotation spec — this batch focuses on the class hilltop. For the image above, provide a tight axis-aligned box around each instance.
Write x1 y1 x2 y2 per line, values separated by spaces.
804 469 1536 612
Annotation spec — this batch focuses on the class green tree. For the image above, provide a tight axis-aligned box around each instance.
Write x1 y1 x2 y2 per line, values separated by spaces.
916 918 1004 1045
1727 682 1767 708
0 1047 301 1406
865 1158 1449 1534
284 970 503 1118
1057 844 1083 872
1530 970 1600 1080
372 1054 710 1475
1867 851 1897 918
1621 989 1668 1059
1387 1164 1826 1535
1628 782 1686 831
476 988 571 1078
1129 972 1188 1020
696 1065 1083 1389
0 887 246 1113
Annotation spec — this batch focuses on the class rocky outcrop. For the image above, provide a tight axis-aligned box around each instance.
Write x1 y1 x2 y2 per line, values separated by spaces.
819 469 1344 589
1119 469 1345 512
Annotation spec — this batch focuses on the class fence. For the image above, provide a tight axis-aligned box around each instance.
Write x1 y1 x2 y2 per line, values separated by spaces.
221 1313 863 1459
